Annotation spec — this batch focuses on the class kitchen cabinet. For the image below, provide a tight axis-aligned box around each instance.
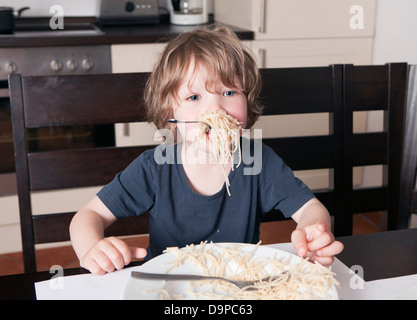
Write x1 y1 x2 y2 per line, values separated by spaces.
214 0 376 40
111 43 166 147
215 0 376 68
111 43 166 73
252 38 373 69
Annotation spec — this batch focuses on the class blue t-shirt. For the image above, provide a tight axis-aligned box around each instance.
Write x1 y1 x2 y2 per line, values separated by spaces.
97 139 314 259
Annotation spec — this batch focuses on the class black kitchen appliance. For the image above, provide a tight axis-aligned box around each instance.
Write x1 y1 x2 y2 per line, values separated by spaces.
0 24 115 195
0 7 30 34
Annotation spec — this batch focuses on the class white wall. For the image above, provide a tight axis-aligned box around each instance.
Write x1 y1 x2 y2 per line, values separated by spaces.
366 0 417 171
364 0 417 186
373 0 417 64
370 0 417 228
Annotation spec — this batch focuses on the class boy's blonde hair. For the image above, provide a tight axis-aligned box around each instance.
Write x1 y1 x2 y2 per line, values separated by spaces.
144 25 263 130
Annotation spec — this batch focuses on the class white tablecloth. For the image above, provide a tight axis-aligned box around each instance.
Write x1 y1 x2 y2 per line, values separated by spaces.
34 242 417 300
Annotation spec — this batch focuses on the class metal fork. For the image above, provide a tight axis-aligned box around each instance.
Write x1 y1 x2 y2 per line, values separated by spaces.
167 119 211 131
131 271 287 290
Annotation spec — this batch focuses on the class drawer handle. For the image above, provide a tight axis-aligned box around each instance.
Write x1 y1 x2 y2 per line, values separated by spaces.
259 0 266 33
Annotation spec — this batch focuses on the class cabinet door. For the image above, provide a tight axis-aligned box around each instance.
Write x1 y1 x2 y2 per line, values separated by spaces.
252 38 373 68
260 0 376 40
215 0 376 40
114 121 160 147
112 43 166 147
111 43 166 73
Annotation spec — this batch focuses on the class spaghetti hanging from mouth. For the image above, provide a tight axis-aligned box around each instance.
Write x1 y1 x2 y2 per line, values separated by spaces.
195 110 242 196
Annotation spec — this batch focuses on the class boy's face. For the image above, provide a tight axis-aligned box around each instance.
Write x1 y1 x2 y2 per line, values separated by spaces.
173 61 248 144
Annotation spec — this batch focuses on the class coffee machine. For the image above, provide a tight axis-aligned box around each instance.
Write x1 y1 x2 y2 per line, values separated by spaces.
169 0 208 25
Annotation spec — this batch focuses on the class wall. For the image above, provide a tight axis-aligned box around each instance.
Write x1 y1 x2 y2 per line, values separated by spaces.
373 0 417 64
369 0 417 227
363 0 417 187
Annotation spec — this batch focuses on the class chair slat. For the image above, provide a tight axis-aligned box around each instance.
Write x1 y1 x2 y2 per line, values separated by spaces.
352 65 388 111
351 132 388 166
262 190 335 222
263 136 333 170
33 212 75 243
21 73 149 128
28 146 154 191
260 67 334 115
33 213 149 244
352 187 388 213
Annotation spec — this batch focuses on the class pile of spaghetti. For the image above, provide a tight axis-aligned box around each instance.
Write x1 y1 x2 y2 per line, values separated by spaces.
195 111 242 196
161 242 339 300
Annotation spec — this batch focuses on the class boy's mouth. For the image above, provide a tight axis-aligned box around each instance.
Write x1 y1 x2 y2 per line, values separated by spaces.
167 119 211 131
193 110 242 196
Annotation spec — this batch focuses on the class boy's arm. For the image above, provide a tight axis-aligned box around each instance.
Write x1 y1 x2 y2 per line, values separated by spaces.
290 198 344 266
69 196 146 274
70 196 115 259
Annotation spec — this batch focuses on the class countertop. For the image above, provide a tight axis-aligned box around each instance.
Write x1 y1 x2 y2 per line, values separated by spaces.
0 17 254 48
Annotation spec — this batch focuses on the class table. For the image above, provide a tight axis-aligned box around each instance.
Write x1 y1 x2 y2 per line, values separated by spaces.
1 229 416 300
337 228 417 281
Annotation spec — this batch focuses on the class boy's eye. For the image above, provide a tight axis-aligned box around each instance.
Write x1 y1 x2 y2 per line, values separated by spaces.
187 94 200 101
224 90 236 97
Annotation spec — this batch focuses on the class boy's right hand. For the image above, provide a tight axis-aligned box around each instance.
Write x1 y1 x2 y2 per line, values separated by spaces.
80 237 147 275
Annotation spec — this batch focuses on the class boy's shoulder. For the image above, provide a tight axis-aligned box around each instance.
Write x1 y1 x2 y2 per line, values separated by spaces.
240 137 280 159
138 143 178 166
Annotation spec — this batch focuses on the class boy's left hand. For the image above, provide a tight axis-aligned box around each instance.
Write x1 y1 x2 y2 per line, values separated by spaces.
291 221 344 266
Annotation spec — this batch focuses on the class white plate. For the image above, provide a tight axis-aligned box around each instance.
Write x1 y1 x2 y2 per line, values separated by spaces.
395 283 417 300
121 242 338 300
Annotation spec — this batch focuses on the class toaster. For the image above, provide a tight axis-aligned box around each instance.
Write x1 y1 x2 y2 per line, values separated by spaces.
98 0 160 25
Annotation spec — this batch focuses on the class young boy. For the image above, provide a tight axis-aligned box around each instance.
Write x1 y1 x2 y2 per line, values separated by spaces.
70 25 343 275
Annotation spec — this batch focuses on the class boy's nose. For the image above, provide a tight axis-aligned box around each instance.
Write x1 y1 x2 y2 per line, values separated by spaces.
209 105 225 114
205 96 226 114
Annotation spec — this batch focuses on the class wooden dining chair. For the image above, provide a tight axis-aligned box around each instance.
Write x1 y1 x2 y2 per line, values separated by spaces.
398 64 417 229
341 63 408 233
259 63 409 236
259 66 346 234
9 73 154 273
9 64 410 273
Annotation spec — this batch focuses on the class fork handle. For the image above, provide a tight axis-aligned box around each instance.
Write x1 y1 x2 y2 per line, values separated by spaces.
131 271 222 282
167 119 200 124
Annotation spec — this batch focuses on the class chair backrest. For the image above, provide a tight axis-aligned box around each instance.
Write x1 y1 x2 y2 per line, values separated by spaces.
259 66 345 233
9 73 154 273
259 63 409 236
10 64 409 273
398 65 417 228
342 63 408 232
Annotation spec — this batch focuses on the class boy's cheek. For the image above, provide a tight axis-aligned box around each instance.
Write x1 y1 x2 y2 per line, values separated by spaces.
179 126 202 142
235 112 247 129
